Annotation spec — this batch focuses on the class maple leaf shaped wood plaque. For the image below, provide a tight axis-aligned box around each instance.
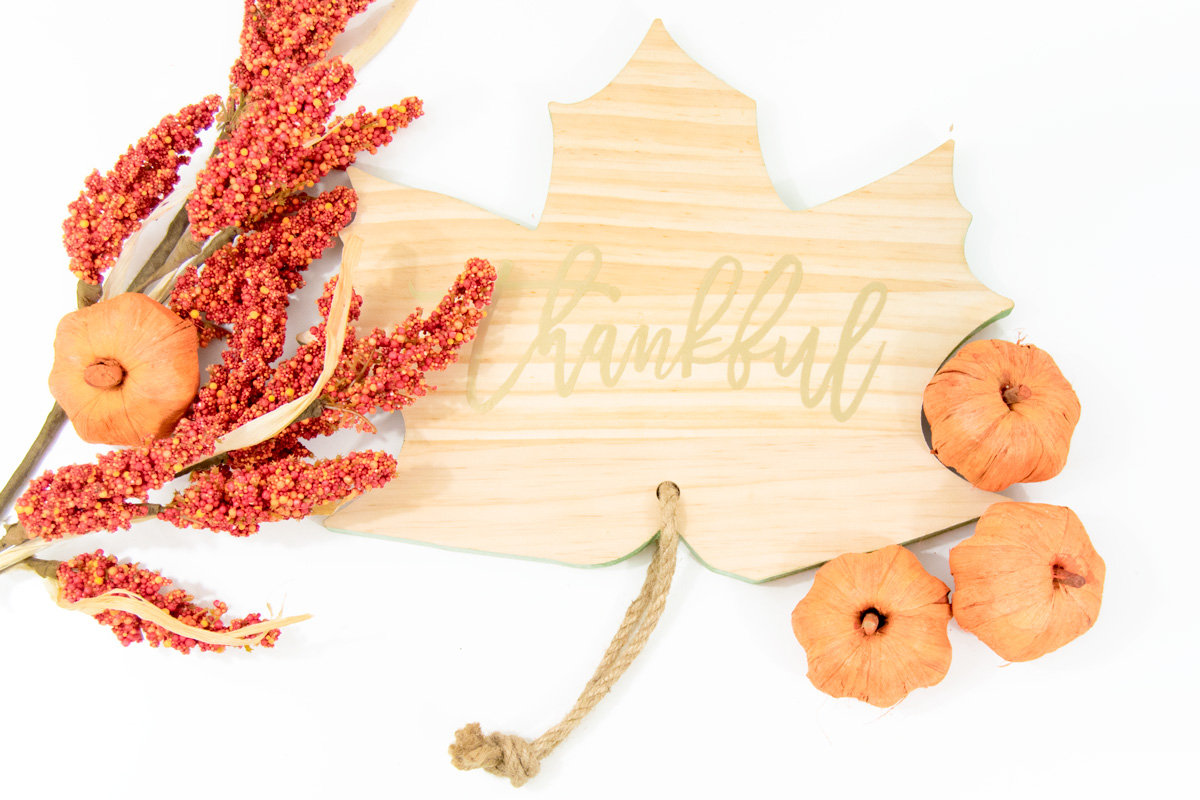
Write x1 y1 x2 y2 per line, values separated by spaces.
326 20 1012 582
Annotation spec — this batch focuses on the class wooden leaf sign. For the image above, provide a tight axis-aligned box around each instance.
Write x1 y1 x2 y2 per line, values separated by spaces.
326 20 1013 582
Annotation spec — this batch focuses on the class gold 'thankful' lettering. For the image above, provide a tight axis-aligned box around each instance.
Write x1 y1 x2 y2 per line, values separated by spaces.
465 244 886 421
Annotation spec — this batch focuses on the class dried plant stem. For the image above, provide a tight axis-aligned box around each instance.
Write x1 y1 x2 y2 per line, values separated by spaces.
0 507 161 576
135 230 203 291
126 119 245 297
3 184 236 523
0 7 404 545
77 279 103 308
126 200 193 295
1 521 28 548
303 116 348 148
193 227 238 267
2 172 205 520
173 453 228 479
24 557 62 580
0 404 67 517
1 220 193 516
0 538 54 575
123 122 239 296
128 222 241 298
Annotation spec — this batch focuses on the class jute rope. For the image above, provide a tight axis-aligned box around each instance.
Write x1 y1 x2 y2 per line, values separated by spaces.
449 481 682 787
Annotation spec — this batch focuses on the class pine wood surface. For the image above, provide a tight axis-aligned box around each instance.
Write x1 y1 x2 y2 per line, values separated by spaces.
326 20 1013 582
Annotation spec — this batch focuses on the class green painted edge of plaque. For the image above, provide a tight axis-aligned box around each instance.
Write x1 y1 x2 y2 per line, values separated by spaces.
324 522 658 570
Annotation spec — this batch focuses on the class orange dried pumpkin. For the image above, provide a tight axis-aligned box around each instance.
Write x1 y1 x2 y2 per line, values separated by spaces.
950 502 1104 662
49 292 199 446
791 545 952 707
923 339 1080 491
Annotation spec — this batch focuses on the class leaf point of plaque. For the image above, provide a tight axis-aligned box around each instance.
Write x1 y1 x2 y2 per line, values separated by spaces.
542 19 785 225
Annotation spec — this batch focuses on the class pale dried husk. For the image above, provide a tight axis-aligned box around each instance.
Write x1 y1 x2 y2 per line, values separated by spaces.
50 583 311 649
201 233 360 462
101 192 188 300
0 539 54 574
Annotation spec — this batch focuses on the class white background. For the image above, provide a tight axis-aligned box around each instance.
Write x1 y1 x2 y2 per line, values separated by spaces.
1 0 1197 796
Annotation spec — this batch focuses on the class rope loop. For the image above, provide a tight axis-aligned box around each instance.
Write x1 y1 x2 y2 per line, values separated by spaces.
449 481 683 786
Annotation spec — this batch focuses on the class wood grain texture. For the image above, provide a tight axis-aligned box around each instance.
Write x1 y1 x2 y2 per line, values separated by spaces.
344 0 420 71
325 20 1013 582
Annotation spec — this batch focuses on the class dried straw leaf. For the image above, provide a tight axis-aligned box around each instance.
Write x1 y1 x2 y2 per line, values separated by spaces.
55 588 311 647
205 234 360 459
144 270 184 304
0 539 54 574
311 492 359 516
101 192 187 300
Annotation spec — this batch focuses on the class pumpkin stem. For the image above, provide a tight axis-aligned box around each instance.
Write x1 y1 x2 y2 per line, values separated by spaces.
860 610 882 636
1001 383 1032 406
84 358 126 389
1053 565 1086 589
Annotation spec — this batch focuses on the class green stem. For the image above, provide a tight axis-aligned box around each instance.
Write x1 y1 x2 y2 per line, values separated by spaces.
1 106 247 530
76 279 103 308
124 120 242 297
173 453 228 479
0 503 162 576
2 522 27 548
194 227 239 266
1 206 194 519
0 404 67 517
129 226 239 296
128 231 201 294
125 200 193 295
24 557 62 580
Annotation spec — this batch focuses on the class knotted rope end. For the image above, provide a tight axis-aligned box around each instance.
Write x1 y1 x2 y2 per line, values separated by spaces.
448 481 683 787
449 722 542 788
